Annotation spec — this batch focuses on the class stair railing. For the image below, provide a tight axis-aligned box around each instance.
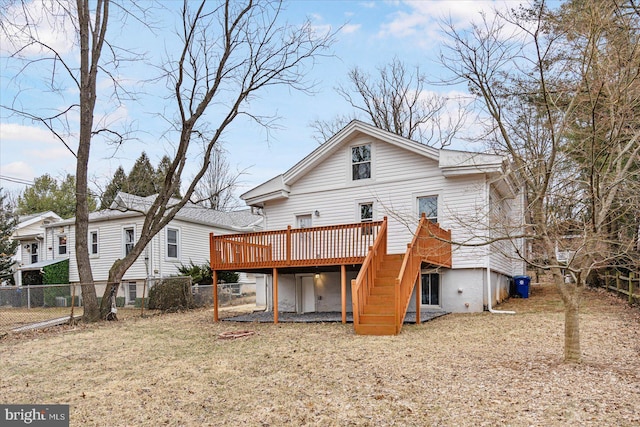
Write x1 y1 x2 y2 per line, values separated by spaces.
351 217 388 328
394 215 429 333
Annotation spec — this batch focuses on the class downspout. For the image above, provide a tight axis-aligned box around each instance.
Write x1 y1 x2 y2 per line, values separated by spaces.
485 175 515 314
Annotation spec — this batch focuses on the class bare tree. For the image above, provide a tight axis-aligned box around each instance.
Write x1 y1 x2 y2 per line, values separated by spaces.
0 0 144 320
441 0 640 362
101 0 334 318
191 146 244 211
3 0 333 321
311 57 468 147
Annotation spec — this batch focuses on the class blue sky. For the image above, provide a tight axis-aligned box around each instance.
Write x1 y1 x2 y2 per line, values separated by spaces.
0 0 528 201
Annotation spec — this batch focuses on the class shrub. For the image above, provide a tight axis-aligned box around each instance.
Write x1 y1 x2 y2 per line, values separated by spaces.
134 297 149 309
148 277 194 312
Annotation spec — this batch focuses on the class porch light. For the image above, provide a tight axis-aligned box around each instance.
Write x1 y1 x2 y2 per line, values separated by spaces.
314 210 320 217
315 273 320 279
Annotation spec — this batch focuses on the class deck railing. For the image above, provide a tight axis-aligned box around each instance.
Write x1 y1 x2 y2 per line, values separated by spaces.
351 217 388 327
394 215 452 333
210 220 384 270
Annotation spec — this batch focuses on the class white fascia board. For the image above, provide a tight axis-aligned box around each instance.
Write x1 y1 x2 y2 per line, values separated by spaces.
241 175 289 206
439 149 505 176
242 189 289 208
17 211 62 229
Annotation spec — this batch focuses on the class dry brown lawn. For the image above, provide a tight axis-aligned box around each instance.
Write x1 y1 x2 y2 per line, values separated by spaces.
1 284 639 426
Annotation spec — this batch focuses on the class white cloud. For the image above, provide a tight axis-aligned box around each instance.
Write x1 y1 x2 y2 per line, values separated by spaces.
0 123 60 144
0 0 78 57
341 24 362 35
0 161 35 183
378 0 509 47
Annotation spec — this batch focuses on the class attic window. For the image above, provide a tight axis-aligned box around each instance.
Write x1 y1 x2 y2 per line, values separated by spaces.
352 144 371 180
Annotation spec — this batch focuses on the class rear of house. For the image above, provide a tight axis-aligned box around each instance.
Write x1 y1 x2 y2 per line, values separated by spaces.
236 121 524 319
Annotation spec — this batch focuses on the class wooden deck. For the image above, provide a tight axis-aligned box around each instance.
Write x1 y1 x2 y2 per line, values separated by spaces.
210 220 384 271
209 218 452 332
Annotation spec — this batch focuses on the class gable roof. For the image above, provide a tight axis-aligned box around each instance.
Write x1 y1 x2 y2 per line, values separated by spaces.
49 192 262 232
242 120 514 206
12 211 63 240
16 211 62 229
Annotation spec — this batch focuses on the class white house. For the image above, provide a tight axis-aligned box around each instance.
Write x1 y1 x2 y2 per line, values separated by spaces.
211 121 525 334
11 211 63 286
39 192 262 304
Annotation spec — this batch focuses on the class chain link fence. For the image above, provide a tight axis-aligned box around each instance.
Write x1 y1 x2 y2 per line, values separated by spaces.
0 279 256 334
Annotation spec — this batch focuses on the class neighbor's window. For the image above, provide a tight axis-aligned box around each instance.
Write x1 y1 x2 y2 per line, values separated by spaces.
58 236 67 255
30 243 38 264
167 228 179 259
418 196 438 223
124 227 135 255
90 231 99 255
351 144 371 180
128 282 137 304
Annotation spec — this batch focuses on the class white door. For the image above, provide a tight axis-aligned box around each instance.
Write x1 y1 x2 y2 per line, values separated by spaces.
297 276 315 313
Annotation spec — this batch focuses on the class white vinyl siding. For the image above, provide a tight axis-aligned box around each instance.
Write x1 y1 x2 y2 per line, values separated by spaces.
263 138 492 269
60 215 242 284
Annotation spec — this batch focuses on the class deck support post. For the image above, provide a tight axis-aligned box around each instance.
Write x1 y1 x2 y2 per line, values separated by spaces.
415 273 421 324
213 270 219 322
273 268 279 324
341 265 347 324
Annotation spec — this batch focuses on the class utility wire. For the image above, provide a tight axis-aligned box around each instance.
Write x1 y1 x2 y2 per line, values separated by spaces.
0 175 34 186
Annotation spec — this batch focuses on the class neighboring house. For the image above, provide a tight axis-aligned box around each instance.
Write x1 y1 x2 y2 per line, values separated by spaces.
37 192 262 304
11 211 63 286
211 120 525 334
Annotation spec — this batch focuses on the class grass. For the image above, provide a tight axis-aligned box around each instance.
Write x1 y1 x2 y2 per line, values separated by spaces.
1 284 639 426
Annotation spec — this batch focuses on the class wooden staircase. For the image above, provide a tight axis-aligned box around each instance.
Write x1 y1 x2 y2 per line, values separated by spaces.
351 215 452 336
356 254 403 335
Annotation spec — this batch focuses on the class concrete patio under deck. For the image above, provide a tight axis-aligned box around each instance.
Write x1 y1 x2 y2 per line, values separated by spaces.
222 309 449 324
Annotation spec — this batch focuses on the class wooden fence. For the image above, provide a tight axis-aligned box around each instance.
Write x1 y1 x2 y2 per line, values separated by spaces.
603 270 639 305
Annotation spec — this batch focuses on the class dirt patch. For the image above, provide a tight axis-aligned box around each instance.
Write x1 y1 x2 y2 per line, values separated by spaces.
1 284 638 426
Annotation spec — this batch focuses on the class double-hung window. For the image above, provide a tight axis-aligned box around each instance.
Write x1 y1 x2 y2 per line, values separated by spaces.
359 202 374 235
58 236 67 255
418 196 438 223
167 228 179 259
90 231 99 256
30 243 38 264
351 144 371 180
124 227 135 256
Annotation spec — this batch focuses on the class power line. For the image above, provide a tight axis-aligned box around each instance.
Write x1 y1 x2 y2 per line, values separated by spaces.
0 175 34 186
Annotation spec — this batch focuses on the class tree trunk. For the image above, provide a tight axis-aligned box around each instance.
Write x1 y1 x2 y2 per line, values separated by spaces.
550 261 582 363
99 258 128 319
74 0 103 322
563 291 581 363
552 266 582 363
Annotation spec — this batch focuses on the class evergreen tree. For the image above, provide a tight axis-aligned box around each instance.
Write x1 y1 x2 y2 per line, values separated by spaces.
124 152 156 197
100 166 127 209
17 174 96 219
0 189 18 285
155 155 182 198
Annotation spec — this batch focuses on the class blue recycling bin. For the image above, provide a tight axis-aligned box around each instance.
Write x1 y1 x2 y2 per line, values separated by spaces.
514 275 530 298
